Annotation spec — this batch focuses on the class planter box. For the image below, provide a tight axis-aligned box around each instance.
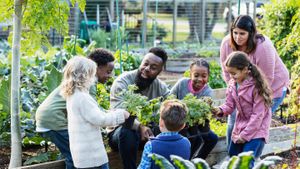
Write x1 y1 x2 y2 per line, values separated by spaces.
17 160 65 169
165 57 220 73
165 58 193 73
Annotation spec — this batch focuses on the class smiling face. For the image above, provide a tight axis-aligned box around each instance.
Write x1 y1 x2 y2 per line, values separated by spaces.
226 66 248 85
96 61 114 84
232 27 249 48
139 53 164 80
190 65 209 91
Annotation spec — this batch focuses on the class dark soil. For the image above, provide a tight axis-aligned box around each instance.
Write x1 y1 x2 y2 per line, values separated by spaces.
0 147 9 169
0 144 59 169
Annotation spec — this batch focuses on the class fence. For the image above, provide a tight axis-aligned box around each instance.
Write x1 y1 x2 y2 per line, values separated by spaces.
0 0 270 48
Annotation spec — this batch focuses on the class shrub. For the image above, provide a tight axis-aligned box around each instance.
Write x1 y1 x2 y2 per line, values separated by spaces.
260 0 300 70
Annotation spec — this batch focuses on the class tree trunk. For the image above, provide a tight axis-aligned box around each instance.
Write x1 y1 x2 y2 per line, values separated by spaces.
9 0 23 168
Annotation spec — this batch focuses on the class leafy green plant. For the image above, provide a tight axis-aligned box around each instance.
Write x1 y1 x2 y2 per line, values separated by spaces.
24 151 60 166
182 94 212 126
287 57 300 117
114 50 141 76
89 29 109 49
260 0 300 70
119 85 162 126
209 118 227 137
149 151 282 169
120 85 148 116
197 49 219 58
140 97 162 125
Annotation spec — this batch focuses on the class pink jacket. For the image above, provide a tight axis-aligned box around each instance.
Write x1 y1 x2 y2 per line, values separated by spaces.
220 35 290 98
219 78 272 143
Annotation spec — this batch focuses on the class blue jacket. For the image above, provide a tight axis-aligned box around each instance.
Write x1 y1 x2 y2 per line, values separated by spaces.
150 134 190 169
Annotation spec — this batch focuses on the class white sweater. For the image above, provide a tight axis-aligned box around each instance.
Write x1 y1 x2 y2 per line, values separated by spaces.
66 89 125 168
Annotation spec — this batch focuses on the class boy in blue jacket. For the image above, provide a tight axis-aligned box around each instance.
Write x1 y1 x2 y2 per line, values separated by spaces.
138 99 191 169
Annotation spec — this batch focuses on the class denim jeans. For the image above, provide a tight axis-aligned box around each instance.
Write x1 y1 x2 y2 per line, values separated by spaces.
193 130 218 159
108 126 140 169
271 89 287 113
42 130 74 169
229 138 265 168
76 163 109 169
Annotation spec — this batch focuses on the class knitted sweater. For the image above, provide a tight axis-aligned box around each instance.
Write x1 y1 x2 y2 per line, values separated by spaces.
66 89 125 168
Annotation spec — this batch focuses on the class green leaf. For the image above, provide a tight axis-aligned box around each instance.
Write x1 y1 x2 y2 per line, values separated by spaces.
23 152 49 165
192 158 211 169
43 66 62 95
149 153 175 169
171 155 195 169
0 77 10 114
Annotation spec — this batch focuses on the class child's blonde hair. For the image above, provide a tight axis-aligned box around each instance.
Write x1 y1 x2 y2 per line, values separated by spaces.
60 56 97 98
160 99 188 131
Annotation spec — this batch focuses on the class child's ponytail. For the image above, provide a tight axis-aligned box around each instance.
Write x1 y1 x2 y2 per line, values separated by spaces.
248 63 272 106
226 51 272 106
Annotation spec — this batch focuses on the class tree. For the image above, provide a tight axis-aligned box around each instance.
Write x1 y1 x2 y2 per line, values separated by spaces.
0 0 86 167
9 0 22 167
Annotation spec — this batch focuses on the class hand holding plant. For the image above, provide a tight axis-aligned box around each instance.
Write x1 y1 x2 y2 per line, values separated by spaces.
182 94 212 126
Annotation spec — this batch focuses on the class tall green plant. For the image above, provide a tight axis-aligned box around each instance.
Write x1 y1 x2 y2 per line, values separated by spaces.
0 0 86 56
260 0 300 70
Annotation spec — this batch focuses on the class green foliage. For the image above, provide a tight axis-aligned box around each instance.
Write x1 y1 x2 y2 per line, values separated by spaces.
119 85 162 126
287 57 300 117
149 153 175 169
114 50 141 76
150 152 282 169
209 118 227 137
120 85 148 116
260 0 300 70
0 76 11 114
96 82 111 110
89 29 110 49
0 39 93 146
208 61 227 89
197 49 219 58
23 151 60 166
139 97 162 126
0 0 86 56
171 155 195 169
183 61 226 89
182 94 212 126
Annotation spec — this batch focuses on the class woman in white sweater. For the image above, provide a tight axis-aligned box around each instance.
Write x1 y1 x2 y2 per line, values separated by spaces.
60 56 129 169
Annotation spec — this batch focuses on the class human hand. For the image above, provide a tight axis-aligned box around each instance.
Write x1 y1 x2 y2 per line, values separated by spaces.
139 125 154 141
236 136 246 144
212 107 223 117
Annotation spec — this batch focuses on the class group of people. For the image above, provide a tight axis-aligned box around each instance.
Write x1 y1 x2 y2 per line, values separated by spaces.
35 15 289 169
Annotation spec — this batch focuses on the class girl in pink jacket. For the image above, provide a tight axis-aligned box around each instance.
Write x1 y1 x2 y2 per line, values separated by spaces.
214 51 272 168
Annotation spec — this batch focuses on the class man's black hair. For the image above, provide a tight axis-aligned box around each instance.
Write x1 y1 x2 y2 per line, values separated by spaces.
149 47 168 64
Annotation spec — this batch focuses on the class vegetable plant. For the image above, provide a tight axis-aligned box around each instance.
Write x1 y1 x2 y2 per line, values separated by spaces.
182 94 212 126
149 151 282 169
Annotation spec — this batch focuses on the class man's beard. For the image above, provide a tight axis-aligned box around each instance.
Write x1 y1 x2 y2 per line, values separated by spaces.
134 70 156 93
